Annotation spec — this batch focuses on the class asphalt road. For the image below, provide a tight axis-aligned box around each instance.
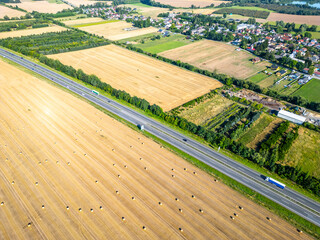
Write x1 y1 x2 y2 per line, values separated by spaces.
1 48 320 227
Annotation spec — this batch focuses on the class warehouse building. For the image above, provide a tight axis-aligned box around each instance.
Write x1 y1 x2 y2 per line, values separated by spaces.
277 110 306 125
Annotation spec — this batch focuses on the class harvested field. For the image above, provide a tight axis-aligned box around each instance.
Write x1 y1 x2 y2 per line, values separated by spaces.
0 59 310 240
66 0 111 7
0 25 67 39
49 44 222 111
267 13 320 25
160 40 270 79
155 0 229 7
8 1 71 14
179 94 233 125
122 4 170 18
78 21 158 40
0 6 25 19
62 17 104 26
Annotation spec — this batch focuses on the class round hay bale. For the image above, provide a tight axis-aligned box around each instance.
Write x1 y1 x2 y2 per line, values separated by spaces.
67 162 71 165
144 167 147 170
19 151 22 154
90 208 94 212
139 158 143 160
132 197 135 200
193 171 197 175
118 175 121 178
100 206 103 210
158 202 162 205
124 165 127 168
179 228 183 232
297 229 303 234
45 159 48 162
171 168 175 171
160 146 163 149
56 161 59 164
199 209 203 213
234 213 238 217
113 163 116 166
142 226 146 230
38 162 41 165
116 190 119 194
266 217 271 221
172 175 175 178
192 195 195 198
78 208 82 212
112 149 115 152
141 142 144 145
84 153 87 156
95 180 98 183
66 206 69 210
122 217 125 221
42 205 45 209
239 206 243 210
179 208 182 212
184 168 187 171
1 202 4 206
130 146 133 148
73 151 76 154
175 198 179 201
28 223 32 227
230 216 234 220
214 179 218 182
12 181 15 184
35 182 38 185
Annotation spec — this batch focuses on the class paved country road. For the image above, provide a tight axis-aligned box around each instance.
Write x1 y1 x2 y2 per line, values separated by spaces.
1 48 320 227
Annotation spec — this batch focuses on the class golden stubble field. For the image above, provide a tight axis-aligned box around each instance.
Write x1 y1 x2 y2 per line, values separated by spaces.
49 44 223 111
78 21 158 40
0 25 67 39
160 39 270 79
0 59 310 239
8 1 71 14
267 13 320 25
66 0 111 7
0 6 25 18
155 0 229 7
62 17 104 26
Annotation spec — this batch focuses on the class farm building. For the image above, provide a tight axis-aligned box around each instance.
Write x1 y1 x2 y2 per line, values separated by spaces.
251 57 261 64
277 110 306 125
276 70 287 76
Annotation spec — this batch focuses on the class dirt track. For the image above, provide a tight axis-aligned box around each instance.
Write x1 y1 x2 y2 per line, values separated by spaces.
0 59 312 239
49 44 222 111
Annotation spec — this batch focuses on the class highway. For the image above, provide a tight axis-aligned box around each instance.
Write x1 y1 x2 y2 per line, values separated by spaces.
1 48 320 227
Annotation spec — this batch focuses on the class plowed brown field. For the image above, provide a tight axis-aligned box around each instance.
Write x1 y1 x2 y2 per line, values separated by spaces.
0 58 310 239
49 44 223 111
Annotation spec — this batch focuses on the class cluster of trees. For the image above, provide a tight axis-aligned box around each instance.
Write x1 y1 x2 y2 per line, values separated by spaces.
206 31 234 42
31 9 77 19
278 126 299 160
2 31 319 196
0 30 110 56
260 121 290 150
220 107 252 134
0 19 47 32
132 17 152 28
140 0 174 9
227 94 264 110
214 8 270 19
0 0 20 3
230 111 261 140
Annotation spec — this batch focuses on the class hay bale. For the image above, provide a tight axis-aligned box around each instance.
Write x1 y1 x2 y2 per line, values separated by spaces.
78 208 82 212
175 198 179 201
118 175 121 178
158 202 162 205
1 202 4 206
112 149 115 152
142 226 146 230
297 229 303 234
95 180 98 183
141 142 144 145
66 206 69 210
116 190 119 194
214 179 218 182
42 205 45 209
230 216 234 220
38 162 41 165
28 223 32 227
124 165 127 168
35 182 38 185
179 208 183 212
184 168 187 171
266 217 271 221
192 195 195 198
139 158 143 160
100 206 103 210
12 181 15 184
172 175 175 178
179 228 183 232
67 162 71 165
90 208 94 212
199 209 203 213
56 161 59 164
234 213 238 217
144 167 147 170
171 168 175 171
113 163 116 166
122 217 125 221
239 206 243 210
132 197 135 200
193 171 197 175
130 146 133 148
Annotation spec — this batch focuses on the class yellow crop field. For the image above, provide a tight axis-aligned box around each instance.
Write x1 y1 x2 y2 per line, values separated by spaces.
49 44 223 111
0 25 67 39
62 17 104 26
78 21 158 40
160 40 270 79
8 1 71 14
0 6 25 18
0 59 310 239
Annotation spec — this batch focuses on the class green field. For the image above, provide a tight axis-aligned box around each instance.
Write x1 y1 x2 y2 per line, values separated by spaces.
217 6 274 12
247 72 268 83
128 2 153 8
73 20 119 28
238 113 274 146
134 34 193 54
258 75 278 88
283 127 320 178
293 79 320 102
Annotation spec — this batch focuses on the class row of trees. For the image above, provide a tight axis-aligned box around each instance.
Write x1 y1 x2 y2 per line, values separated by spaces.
0 18 46 32
214 8 270 19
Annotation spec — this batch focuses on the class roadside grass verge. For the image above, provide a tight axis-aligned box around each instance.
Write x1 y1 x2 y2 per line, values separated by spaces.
72 20 119 28
2 50 320 237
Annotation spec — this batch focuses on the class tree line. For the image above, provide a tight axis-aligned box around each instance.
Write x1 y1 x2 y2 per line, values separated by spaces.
214 8 270 19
